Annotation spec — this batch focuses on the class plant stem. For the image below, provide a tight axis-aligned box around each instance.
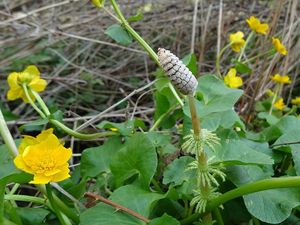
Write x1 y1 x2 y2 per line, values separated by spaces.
46 184 72 225
151 178 163 193
182 176 300 224
207 176 300 209
215 43 232 78
5 194 48 206
22 84 46 118
149 103 179 131
50 119 115 140
213 208 225 225
0 109 18 157
30 90 51 116
109 0 184 107
38 184 79 223
269 84 280 114
188 95 200 137
84 192 150 223
238 31 254 62
28 90 116 140
241 49 273 64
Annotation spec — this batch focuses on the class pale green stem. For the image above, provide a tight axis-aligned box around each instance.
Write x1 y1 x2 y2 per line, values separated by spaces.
37 184 79 223
149 103 179 131
181 177 300 225
50 119 116 140
30 90 51 116
242 49 273 64
0 109 18 157
28 89 116 140
269 84 280 114
9 184 20 195
22 84 46 118
46 184 72 225
215 43 232 78
5 194 49 206
109 0 184 107
237 31 254 62
207 176 300 210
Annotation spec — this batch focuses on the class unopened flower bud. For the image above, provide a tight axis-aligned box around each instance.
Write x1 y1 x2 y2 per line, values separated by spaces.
158 48 198 95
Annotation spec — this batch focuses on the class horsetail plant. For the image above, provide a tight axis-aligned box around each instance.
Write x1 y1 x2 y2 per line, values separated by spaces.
158 48 225 220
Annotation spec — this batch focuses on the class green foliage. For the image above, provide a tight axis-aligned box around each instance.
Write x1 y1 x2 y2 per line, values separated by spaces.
183 75 244 131
110 133 157 188
148 214 180 225
16 208 49 225
105 24 133 46
81 136 123 177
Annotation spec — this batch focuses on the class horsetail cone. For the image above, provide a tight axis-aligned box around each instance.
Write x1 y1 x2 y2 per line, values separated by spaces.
158 48 198 95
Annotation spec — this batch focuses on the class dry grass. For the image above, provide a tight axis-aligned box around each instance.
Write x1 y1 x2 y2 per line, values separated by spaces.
0 0 299 140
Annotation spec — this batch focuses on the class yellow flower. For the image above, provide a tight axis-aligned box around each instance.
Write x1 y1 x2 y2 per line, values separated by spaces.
91 0 105 8
270 74 291 84
224 68 243 88
246 16 269 35
274 98 286 110
266 89 275 97
272 37 288 56
291 97 300 105
14 129 72 184
7 65 47 103
229 31 246 52
110 127 118 132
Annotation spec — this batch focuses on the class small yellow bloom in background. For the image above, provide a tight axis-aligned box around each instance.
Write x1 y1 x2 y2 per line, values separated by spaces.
14 129 72 184
229 31 246 52
274 98 286 110
110 127 118 132
224 68 243 88
246 16 269 35
7 65 47 103
266 89 275 97
272 37 288 56
291 97 300 105
91 0 105 8
270 74 291 84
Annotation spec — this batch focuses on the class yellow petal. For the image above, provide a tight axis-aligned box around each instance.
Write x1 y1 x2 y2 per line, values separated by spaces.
29 174 52 184
51 165 70 182
44 168 61 176
291 97 300 105
18 135 38 154
256 23 269 35
54 147 72 166
7 72 20 88
28 77 47 92
36 129 54 142
24 65 40 77
14 155 34 174
7 88 23 101
91 0 105 8
227 68 237 78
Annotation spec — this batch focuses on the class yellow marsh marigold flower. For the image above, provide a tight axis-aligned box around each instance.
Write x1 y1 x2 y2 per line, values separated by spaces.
224 68 243 88
91 0 105 8
229 31 246 52
246 16 269 35
110 127 118 132
14 129 72 184
272 37 288 56
7 65 47 103
271 74 291 84
266 89 275 97
274 98 286 110
291 97 300 105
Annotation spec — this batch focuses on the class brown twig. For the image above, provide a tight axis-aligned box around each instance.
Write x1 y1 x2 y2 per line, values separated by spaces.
84 192 151 223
